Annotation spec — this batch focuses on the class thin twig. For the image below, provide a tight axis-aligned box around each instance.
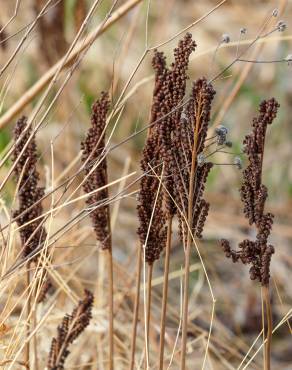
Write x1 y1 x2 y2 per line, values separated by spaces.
107 247 114 370
180 96 202 369
25 266 30 369
263 285 272 370
158 217 173 370
146 263 153 368
129 245 142 370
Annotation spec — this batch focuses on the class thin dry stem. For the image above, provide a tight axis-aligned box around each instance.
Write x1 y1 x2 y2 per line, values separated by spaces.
130 245 142 370
146 263 153 368
158 217 173 370
25 267 30 369
32 298 39 370
263 285 272 370
180 96 202 370
107 247 114 370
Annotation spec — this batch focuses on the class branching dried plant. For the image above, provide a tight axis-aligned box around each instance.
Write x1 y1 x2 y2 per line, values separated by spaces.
220 98 280 370
130 49 167 370
158 34 197 370
135 33 200 369
47 289 94 370
173 78 216 369
133 32 221 369
80 92 115 369
12 116 51 367
136 97 166 367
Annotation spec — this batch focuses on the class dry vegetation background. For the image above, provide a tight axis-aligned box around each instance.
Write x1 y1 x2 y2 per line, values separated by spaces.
0 0 291 369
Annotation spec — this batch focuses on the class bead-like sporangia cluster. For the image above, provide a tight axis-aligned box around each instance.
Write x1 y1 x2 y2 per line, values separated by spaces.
172 78 215 244
136 121 167 264
157 33 197 216
13 116 47 259
13 116 52 301
47 289 94 370
220 98 279 285
81 92 111 250
137 34 216 264
136 50 168 264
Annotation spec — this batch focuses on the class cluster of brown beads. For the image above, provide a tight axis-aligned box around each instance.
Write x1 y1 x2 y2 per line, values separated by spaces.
81 92 111 250
155 33 196 217
13 116 47 259
220 98 279 286
137 35 217 263
241 98 279 226
137 52 168 264
172 78 215 244
137 127 167 264
47 289 94 370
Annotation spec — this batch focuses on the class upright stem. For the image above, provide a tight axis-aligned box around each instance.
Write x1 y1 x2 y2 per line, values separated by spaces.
107 247 114 370
33 302 39 370
158 217 173 370
146 263 153 368
263 285 272 370
129 245 142 370
180 102 201 370
25 265 31 369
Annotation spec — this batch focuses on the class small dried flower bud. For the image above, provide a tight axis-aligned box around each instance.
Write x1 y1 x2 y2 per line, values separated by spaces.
225 141 233 148
216 125 228 145
217 134 226 146
277 20 287 32
234 156 242 170
197 153 205 166
215 125 228 136
221 33 230 43
240 27 247 35
272 8 279 17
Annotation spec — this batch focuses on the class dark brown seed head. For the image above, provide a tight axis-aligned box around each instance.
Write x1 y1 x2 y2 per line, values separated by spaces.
172 78 215 243
220 98 279 286
81 92 111 250
47 290 94 370
13 116 47 259
137 128 167 265
156 33 197 216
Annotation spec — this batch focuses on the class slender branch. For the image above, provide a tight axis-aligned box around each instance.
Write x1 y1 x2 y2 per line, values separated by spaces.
146 263 153 368
33 298 39 370
107 247 114 370
158 217 173 370
129 245 142 370
180 97 201 369
263 285 272 370
25 266 31 369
